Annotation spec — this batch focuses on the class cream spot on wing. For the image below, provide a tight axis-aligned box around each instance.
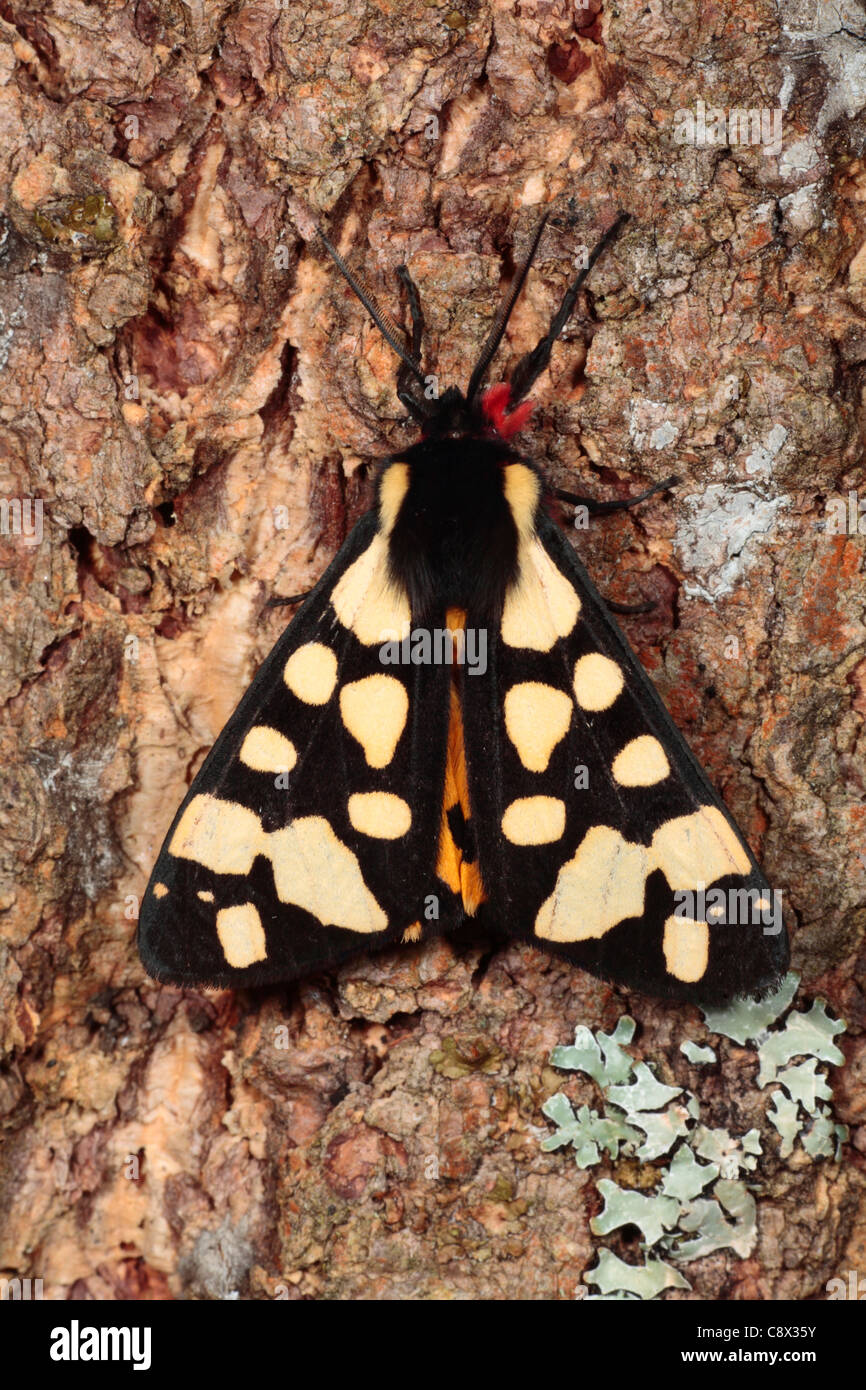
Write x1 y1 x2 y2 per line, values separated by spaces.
402 921 422 943
197 889 215 903
284 642 338 704
340 674 408 767
216 903 267 968
379 462 410 535
612 734 670 787
501 540 580 650
169 795 387 933
502 463 541 540
170 794 264 875
331 533 411 645
535 825 649 942
663 915 710 982
651 807 752 892
268 817 387 930
240 726 298 774
501 796 566 845
348 791 412 839
573 652 624 711
153 882 168 899
504 683 572 772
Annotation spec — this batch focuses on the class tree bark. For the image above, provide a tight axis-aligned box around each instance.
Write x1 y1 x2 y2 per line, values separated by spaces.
0 0 864 1300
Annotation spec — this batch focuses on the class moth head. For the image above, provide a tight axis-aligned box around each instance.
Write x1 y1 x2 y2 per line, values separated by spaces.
412 383 532 443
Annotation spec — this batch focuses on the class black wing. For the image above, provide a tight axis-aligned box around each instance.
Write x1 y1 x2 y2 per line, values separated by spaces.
138 511 458 988
462 511 789 1004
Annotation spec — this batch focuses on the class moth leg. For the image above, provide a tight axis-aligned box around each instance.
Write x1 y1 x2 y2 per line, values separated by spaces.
605 596 657 615
553 474 680 515
265 590 312 609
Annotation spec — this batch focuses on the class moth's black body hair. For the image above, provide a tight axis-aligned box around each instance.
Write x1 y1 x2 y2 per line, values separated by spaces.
385 434 524 625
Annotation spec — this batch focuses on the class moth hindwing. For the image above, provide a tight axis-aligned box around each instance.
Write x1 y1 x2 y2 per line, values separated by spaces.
139 215 789 1003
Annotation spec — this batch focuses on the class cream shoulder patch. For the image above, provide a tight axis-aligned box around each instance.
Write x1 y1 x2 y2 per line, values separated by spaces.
502 463 541 540
379 462 410 535
331 534 411 645
502 540 581 650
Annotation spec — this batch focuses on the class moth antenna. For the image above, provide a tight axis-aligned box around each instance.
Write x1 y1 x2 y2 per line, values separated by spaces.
317 229 427 390
508 211 631 405
395 263 433 420
466 213 550 405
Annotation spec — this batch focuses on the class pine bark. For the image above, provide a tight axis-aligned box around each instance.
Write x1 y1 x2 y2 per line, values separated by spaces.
0 0 863 1300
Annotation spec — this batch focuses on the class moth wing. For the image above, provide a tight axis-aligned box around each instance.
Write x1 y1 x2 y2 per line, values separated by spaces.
463 512 789 1003
139 512 454 988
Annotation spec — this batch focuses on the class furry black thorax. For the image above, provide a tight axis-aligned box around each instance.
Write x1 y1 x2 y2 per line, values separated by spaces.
383 424 533 627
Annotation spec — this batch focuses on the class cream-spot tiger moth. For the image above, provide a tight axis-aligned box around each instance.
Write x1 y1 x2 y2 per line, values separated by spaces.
139 213 789 1003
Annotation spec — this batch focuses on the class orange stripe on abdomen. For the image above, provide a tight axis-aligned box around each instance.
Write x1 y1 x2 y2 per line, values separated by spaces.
435 610 486 915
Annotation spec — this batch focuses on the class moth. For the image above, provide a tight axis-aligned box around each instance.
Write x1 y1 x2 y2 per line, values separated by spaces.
139 213 789 1003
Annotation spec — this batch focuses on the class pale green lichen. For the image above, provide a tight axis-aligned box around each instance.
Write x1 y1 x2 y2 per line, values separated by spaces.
540 1094 639 1168
546 978 847 1300
767 1089 803 1158
673 1180 757 1261
591 1179 680 1245
701 972 799 1044
606 1062 682 1113
801 1107 848 1161
549 1016 636 1086
756 1000 845 1087
628 1105 692 1162
660 1145 720 1202
692 1125 762 1177
775 1058 833 1112
680 1040 717 1064
584 1249 690 1300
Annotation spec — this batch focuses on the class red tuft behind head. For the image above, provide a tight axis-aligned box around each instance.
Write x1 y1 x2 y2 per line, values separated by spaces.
481 384 535 440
